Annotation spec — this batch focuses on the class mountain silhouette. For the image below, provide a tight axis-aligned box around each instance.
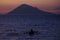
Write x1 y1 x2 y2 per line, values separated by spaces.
6 4 55 15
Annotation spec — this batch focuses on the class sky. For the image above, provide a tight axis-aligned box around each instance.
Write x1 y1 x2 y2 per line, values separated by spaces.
0 0 60 14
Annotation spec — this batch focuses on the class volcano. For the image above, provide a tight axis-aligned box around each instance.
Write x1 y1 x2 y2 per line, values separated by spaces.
6 4 55 15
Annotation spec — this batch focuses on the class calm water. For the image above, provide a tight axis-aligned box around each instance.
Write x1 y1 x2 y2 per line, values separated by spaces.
0 14 60 40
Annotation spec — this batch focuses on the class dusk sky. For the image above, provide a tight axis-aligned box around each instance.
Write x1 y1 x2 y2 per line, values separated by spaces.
0 0 60 14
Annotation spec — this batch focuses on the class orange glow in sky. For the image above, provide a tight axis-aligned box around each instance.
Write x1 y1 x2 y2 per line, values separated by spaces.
0 0 60 14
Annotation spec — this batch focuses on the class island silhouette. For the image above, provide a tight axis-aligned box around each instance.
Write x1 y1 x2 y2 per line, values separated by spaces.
5 4 57 15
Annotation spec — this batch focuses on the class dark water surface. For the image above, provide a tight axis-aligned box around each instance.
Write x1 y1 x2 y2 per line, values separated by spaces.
0 14 60 40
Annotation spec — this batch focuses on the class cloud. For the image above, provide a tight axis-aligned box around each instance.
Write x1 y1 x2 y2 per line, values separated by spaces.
55 7 60 10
